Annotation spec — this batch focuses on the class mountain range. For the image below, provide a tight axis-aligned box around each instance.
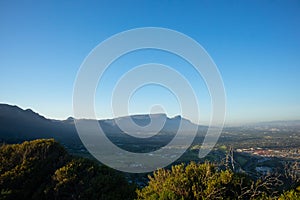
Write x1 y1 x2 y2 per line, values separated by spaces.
1 103 299 153
0 103 201 148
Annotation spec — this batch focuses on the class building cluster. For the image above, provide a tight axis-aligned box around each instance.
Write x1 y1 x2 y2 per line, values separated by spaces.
236 147 300 160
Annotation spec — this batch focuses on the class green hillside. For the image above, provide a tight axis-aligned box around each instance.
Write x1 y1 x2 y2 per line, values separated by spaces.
0 139 135 200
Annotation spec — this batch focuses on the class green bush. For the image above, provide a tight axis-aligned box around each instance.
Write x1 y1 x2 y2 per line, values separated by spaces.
136 162 288 200
0 139 135 200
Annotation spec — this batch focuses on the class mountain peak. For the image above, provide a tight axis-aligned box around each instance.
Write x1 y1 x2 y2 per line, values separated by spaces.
66 117 75 121
0 103 48 121
173 115 182 119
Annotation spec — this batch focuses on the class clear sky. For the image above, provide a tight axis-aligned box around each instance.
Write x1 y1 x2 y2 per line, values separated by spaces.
0 1 299 125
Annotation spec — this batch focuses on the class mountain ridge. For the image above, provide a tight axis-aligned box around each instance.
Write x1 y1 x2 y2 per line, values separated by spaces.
0 103 200 146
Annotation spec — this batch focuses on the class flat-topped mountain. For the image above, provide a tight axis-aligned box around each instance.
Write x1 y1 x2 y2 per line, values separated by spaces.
101 113 198 134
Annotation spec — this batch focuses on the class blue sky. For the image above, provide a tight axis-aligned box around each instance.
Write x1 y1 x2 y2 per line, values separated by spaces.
0 1 299 124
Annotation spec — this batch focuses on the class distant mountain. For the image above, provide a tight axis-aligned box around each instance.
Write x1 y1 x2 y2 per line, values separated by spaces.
0 104 80 145
242 120 300 131
101 113 198 135
0 104 201 148
252 120 300 127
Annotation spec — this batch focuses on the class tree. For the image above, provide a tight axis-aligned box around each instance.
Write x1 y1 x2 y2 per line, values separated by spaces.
0 139 68 199
48 158 136 200
0 139 136 200
278 189 300 200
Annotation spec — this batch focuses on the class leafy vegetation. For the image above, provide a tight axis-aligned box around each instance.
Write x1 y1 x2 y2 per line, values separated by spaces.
136 162 300 200
1 139 299 200
0 139 135 200
49 158 136 199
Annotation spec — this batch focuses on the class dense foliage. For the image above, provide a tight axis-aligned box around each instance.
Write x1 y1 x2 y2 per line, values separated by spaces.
0 139 135 200
1 139 299 200
136 162 300 200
